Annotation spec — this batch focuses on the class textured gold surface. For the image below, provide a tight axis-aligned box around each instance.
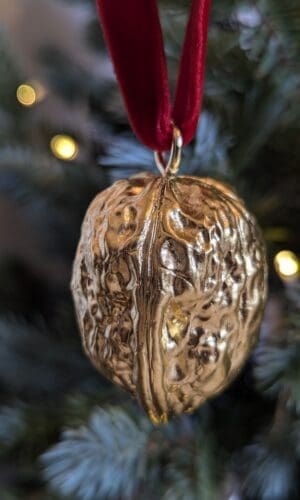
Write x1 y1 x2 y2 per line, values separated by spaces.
71 174 268 423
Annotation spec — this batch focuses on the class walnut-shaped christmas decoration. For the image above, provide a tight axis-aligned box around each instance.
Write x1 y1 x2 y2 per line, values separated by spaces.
71 173 267 424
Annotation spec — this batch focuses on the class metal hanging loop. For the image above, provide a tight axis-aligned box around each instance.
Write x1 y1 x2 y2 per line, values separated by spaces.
154 126 183 176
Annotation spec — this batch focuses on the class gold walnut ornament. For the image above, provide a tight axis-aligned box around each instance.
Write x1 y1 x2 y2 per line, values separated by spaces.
71 129 268 424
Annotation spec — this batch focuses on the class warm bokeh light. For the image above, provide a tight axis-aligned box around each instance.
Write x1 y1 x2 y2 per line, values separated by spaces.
274 250 299 280
16 83 37 107
50 135 79 161
16 81 46 107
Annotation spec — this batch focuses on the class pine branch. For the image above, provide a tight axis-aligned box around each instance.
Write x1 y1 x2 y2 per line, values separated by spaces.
241 431 299 500
0 317 94 399
41 407 152 500
245 284 300 499
264 0 300 54
255 285 300 413
0 406 25 450
162 429 221 500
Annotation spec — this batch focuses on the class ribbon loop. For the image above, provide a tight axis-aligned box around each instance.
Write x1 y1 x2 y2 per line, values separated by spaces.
96 0 211 152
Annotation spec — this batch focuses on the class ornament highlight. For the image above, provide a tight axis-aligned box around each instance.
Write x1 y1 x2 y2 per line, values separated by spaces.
71 173 267 423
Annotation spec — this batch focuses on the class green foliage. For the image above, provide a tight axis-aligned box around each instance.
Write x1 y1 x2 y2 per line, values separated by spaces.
163 431 221 500
41 406 226 500
0 406 25 450
0 0 299 499
255 285 300 411
241 432 299 500
42 407 152 500
267 0 300 53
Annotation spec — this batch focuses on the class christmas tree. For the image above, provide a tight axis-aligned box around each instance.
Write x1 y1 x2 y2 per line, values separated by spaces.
0 0 300 499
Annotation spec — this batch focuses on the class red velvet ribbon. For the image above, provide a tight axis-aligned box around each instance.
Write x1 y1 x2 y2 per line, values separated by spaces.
96 0 211 152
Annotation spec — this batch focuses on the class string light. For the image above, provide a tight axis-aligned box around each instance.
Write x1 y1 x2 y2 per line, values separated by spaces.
50 135 79 161
16 80 46 107
32 80 47 101
274 250 299 280
17 83 37 107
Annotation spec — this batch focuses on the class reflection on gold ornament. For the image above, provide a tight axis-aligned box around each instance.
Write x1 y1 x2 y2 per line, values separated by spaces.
274 250 299 280
71 173 268 423
50 135 79 161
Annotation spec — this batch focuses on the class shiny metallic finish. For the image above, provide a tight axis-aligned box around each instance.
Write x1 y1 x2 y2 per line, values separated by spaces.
154 126 183 176
71 173 268 423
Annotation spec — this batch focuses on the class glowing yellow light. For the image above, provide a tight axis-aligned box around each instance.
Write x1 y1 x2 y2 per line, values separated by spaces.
17 81 47 107
274 250 299 280
16 83 37 107
50 135 79 161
